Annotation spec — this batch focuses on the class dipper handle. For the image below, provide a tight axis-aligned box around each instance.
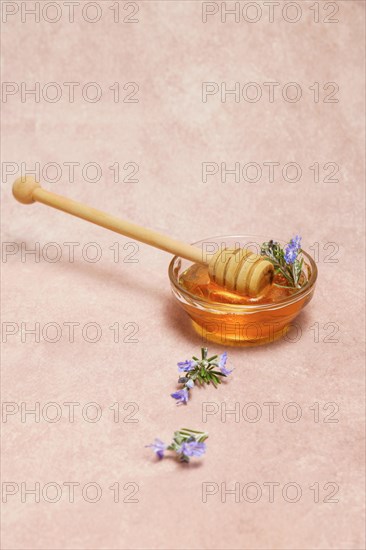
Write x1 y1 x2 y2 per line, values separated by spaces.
12 176 204 264
12 176 274 297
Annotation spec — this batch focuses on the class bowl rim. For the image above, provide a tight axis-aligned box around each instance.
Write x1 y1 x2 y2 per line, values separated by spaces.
168 234 318 311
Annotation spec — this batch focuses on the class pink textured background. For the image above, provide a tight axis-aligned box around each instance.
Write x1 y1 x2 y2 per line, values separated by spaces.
1 1 365 549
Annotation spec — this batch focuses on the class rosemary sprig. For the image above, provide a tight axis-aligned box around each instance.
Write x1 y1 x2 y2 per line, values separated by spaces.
261 235 304 289
146 428 208 463
171 348 233 405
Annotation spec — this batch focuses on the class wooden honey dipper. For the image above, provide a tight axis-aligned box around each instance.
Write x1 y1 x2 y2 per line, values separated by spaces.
12 177 274 297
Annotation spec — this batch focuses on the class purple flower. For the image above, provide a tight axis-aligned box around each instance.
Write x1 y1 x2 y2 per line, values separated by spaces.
179 440 207 458
171 388 189 404
284 246 298 264
291 235 302 249
177 360 196 373
219 351 227 368
146 438 167 459
284 235 302 265
218 352 233 376
220 365 233 376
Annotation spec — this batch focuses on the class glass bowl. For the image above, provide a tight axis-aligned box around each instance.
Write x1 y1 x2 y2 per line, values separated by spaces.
168 235 317 347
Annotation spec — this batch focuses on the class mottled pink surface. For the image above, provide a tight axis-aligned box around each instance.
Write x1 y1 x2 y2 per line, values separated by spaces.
1 1 365 549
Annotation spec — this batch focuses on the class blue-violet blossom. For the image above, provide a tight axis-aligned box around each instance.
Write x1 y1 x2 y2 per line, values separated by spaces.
218 351 234 376
171 388 189 404
145 438 167 459
284 235 302 265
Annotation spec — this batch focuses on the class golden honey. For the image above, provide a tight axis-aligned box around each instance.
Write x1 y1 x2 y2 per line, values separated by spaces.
180 263 291 306
172 258 315 347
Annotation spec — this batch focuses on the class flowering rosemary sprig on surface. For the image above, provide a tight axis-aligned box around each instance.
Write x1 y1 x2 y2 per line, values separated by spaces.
171 348 233 405
261 235 304 289
146 428 208 463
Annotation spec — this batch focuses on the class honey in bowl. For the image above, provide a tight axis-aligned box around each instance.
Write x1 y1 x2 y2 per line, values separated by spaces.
180 263 292 306
169 236 317 347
